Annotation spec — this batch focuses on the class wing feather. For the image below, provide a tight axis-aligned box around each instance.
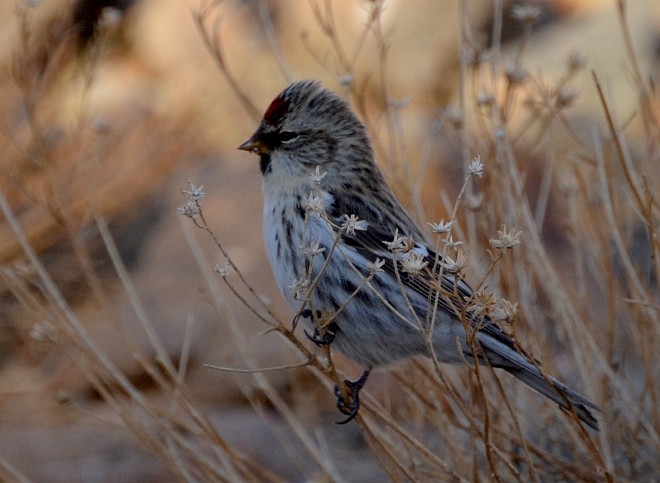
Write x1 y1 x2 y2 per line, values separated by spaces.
327 193 517 352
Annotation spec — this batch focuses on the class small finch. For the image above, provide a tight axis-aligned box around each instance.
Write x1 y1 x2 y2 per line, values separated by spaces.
239 80 599 429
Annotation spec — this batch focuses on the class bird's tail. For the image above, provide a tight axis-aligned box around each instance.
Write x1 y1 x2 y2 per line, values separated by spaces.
478 334 600 430
505 363 600 431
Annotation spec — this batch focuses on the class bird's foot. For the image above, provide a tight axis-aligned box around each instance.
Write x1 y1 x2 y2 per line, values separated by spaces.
304 321 339 347
334 370 370 424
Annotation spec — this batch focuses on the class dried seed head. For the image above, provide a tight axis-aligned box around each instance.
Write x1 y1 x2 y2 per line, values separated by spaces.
511 4 542 26
489 225 522 250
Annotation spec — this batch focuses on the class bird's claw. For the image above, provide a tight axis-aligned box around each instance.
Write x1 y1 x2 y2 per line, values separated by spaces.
304 322 339 347
305 327 337 347
334 370 370 424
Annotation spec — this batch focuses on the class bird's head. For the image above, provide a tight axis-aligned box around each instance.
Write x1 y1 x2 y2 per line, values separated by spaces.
239 80 375 186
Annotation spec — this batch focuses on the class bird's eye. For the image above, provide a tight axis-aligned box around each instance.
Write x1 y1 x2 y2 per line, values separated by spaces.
278 131 299 143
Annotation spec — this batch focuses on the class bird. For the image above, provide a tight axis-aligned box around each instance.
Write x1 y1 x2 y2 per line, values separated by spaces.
238 80 599 429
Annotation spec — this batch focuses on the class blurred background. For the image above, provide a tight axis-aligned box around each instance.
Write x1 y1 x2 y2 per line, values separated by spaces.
0 0 658 481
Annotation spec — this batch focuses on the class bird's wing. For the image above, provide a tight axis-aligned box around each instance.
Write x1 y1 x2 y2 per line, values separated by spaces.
326 194 601 430
327 195 518 352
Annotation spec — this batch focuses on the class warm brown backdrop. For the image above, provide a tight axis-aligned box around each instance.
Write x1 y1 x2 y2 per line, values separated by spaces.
0 0 657 480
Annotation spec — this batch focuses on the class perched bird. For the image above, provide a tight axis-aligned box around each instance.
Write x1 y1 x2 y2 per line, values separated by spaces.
238 80 599 429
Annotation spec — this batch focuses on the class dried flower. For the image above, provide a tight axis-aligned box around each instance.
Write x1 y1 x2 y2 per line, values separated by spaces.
489 225 522 250
309 166 327 185
491 298 519 323
215 259 231 277
341 214 368 235
182 181 205 202
466 290 497 316
289 278 311 300
442 235 463 250
511 4 542 25
301 239 326 257
476 92 495 108
99 6 123 29
401 252 428 275
427 219 454 234
444 106 463 129
441 250 468 274
30 320 57 342
178 200 200 219
462 42 491 66
493 128 506 140
384 229 409 252
389 97 411 110
467 155 485 177
338 74 353 87
557 169 578 193
369 258 386 274
304 192 325 215
11 260 34 278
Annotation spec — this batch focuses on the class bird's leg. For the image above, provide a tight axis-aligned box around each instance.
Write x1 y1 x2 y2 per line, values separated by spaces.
305 322 339 346
334 370 370 424
302 309 339 346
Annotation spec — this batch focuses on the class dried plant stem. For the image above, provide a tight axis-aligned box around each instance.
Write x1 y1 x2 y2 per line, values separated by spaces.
193 3 260 121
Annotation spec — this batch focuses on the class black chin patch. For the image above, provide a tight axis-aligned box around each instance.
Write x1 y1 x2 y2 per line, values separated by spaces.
260 153 272 175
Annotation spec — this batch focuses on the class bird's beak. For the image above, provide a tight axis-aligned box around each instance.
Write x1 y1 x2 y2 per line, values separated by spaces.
238 130 266 155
